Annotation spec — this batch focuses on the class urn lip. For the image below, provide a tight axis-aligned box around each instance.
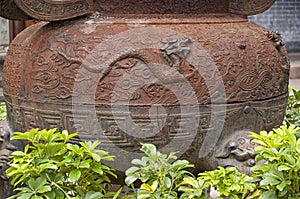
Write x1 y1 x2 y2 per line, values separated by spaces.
84 12 248 25
0 0 275 21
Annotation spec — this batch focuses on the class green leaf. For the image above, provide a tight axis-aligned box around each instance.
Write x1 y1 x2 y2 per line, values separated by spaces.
150 180 158 192
141 143 157 156
69 169 81 182
164 177 172 188
262 190 278 199
125 175 138 186
85 191 104 199
125 166 140 175
278 165 291 171
260 176 280 186
111 187 123 199
131 158 147 166
79 160 91 168
31 195 43 199
28 177 47 191
285 155 296 165
37 185 51 193
183 177 200 188
137 189 151 199
16 193 34 199
276 181 289 191
45 191 56 199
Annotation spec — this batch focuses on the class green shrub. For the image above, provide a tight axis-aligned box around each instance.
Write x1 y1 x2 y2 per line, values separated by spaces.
181 167 257 199
250 125 300 198
0 101 6 121
6 128 118 199
125 144 257 199
285 86 300 127
125 143 194 199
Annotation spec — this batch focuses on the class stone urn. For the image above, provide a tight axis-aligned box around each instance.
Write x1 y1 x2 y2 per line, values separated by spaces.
0 0 289 182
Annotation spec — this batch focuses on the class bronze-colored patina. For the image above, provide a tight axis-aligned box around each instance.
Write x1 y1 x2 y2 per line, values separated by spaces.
1 0 289 184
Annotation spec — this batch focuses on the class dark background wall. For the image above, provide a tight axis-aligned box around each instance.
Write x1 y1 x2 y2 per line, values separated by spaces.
249 0 300 52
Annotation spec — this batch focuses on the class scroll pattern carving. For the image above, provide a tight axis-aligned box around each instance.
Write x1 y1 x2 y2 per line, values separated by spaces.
31 50 81 100
14 18 289 106
14 0 94 21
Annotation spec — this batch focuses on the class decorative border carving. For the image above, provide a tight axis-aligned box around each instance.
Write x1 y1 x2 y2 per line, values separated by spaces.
14 0 94 21
229 0 275 15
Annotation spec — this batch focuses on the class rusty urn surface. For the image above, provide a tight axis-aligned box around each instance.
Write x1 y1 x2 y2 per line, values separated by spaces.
2 0 289 178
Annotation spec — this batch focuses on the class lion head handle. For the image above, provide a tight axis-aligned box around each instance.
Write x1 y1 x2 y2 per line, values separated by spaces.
1 0 275 21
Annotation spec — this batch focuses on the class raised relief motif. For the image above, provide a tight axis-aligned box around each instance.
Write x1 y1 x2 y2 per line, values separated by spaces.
3 44 31 97
195 24 289 102
31 48 81 100
216 132 257 171
267 31 285 50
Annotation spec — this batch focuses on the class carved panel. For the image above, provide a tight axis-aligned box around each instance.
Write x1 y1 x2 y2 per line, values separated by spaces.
3 17 288 106
30 49 81 100
3 44 31 97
